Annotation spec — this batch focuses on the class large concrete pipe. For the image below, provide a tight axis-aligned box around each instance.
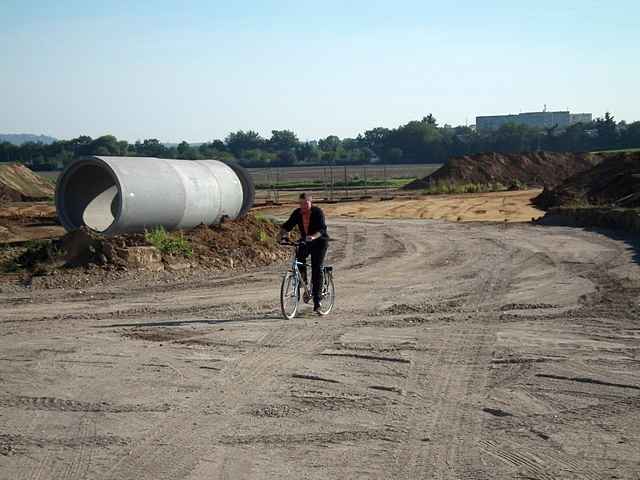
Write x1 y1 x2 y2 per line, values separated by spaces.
56 156 254 235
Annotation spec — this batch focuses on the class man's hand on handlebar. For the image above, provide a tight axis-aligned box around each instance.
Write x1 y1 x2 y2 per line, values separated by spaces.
280 238 308 247
278 230 322 246
279 232 295 246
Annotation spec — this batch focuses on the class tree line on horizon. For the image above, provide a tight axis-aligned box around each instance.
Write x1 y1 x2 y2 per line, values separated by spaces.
1 112 639 170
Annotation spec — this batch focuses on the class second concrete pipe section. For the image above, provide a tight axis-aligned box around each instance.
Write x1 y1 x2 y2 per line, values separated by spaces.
56 156 254 235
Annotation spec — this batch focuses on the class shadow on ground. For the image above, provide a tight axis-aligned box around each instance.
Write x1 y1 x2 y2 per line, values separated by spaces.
588 226 640 266
95 313 285 329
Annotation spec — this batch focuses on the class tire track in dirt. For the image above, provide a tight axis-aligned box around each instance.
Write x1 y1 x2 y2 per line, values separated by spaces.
479 438 602 480
350 222 425 284
5 346 53 480
400 238 511 479
8 334 196 480
289 222 437 478
479 439 557 480
99 322 331 479
339 220 419 265
474 228 630 479
380 229 475 473
0 395 170 413
332 222 358 270
318 222 506 478
16 348 83 480
382 225 604 478
54 415 93 480
3 218 639 479
99 326 295 479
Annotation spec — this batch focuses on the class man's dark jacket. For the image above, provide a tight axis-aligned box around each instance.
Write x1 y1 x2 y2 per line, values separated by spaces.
282 206 328 238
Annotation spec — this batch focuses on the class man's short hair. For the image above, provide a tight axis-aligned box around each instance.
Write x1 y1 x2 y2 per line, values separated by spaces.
299 192 312 200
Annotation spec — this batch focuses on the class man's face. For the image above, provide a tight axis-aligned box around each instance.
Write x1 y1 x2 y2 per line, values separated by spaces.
300 197 312 211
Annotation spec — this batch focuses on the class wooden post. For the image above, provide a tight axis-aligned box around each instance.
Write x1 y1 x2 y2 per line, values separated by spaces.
344 165 348 200
384 164 388 198
364 165 368 197
330 164 334 201
322 167 327 201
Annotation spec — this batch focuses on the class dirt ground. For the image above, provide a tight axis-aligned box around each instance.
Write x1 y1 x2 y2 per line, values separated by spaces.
263 189 545 223
1 217 639 479
0 190 543 246
0 202 63 243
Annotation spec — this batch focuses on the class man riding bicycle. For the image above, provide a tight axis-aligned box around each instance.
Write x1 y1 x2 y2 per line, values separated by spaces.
279 193 329 314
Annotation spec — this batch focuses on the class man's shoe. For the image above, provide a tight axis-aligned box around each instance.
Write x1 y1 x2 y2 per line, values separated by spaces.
313 302 321 314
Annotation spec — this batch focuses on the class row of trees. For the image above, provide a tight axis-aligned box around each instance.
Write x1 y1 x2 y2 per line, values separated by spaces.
1 113 639 170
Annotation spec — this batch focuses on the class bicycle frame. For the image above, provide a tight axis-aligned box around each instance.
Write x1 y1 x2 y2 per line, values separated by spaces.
286 243 312 300
280 238 335 319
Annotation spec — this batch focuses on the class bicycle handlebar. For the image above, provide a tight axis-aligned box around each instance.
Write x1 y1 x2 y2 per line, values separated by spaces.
279 238 336 247
279 239 306 247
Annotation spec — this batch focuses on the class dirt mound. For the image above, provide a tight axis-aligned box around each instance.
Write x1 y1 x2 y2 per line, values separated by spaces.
0 164 54 202
533 152 640 209
186 215 286 269
0 203 63 244
404 152 599 190
0 184 22 203
0 214 288 281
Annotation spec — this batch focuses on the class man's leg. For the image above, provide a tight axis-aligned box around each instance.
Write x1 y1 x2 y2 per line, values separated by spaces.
310 238 328 309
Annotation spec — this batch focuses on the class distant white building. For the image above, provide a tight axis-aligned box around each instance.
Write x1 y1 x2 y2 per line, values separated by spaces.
569 113 593 125
476 110 592 132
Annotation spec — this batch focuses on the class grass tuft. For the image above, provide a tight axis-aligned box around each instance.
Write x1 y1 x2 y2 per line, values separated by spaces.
256 228 269 243
421 181 508 195
254 177 415 190
144 227 193 257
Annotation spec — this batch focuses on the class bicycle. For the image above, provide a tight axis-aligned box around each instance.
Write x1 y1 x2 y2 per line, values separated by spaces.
279 239 335 320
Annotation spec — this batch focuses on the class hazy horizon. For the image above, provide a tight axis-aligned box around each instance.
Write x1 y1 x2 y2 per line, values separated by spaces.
2 1 638 143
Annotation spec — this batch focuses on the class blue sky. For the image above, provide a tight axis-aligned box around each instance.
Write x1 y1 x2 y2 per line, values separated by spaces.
1 1 638 142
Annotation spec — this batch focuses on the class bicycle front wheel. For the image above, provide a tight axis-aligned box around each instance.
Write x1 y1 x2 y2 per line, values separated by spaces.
318 272 335 316
280 272 299 319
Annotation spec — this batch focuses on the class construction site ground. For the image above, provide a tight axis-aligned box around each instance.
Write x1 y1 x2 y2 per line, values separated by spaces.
262 189 545 223
0 190 543 246
0 202 62 243
1 213 639 479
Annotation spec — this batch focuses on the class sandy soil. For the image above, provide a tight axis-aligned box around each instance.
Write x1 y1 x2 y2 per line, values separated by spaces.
263 189 545 223
0 202 63 243
0 189 543 246
1 218 639 479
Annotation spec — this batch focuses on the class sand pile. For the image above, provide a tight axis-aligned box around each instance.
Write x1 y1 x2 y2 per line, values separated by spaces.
534 152 640 209
0 164 55 202
404 152 599 190
0 203 62 244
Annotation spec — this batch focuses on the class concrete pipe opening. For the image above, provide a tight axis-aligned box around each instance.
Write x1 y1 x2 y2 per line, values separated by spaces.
56 156 254 235
56 160 121 233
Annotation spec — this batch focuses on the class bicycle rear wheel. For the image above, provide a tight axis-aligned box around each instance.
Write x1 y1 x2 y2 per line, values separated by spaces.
280 272 299 319
318 271 335 316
